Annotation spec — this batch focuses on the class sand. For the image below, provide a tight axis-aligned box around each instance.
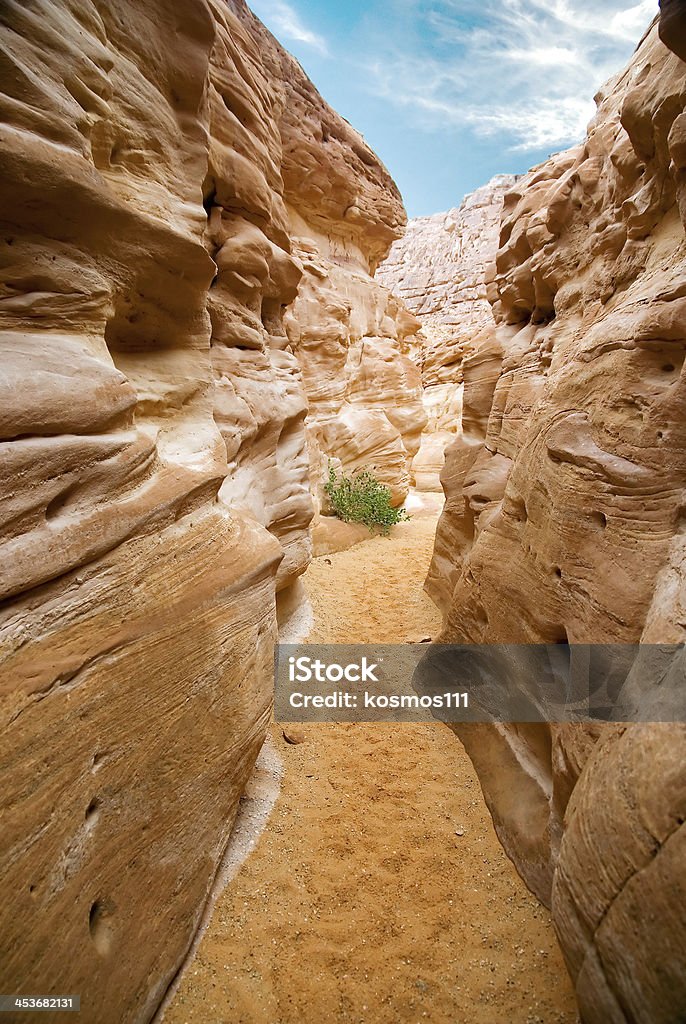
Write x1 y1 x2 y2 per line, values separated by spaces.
164 500 578 1024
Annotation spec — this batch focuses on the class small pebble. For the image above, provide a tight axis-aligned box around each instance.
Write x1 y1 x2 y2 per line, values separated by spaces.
282 726 306 745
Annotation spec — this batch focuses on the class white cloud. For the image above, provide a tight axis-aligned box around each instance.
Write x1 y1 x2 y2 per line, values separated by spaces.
362 0 658 153
608 0 657 41
251 0 329 55
464 98 597 151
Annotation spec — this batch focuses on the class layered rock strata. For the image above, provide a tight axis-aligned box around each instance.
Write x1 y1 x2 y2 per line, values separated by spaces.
430 16 686 1023
0 1 410 1020
285 217 425 510
205 0 419 579
378 177 515 491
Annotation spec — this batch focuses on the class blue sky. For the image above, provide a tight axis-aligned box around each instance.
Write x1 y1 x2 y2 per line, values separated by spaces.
249 0 658 218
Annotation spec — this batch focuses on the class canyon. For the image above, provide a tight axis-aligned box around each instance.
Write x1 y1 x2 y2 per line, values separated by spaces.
380 12 686 1019
1 1 685 1024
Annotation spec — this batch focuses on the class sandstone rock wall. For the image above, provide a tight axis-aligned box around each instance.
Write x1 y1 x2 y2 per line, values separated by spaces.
0 2 410 1020
205 0 419 578
430 16 686 1023
204 0 311 590
285 213 425 510
378 177 515 491
377 176 516 340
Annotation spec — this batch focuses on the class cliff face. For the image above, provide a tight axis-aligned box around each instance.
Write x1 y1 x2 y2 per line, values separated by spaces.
378 178 515 491
268 24 425 513
205 0 419 580
0 1 411 1019
377 176 516 338
431 17 686 1023
286 220 425 510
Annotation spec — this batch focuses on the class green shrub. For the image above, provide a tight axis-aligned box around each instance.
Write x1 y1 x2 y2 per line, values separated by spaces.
323 463 410 536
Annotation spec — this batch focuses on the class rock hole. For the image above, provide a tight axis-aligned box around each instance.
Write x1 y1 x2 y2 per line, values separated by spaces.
91 750 111 773
547 634 571 681
85 797 101 823
202 184 217 216
662 363 675 373
591 511 607 529
45 485 77 520
511 499 527 523
89 900 114 956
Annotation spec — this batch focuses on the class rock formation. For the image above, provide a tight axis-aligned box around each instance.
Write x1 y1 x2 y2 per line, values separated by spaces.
659 0 686 62
206 1 422 580
0 1 412 1020
430 15 686 1023
285 226 425 511
378 177 515 491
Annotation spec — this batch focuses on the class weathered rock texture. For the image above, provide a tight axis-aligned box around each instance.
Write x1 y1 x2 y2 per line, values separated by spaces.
659 0 686 63
378 177 515 491
205 1 419 577
0 2 409 1020
286 217 425 511
430 16 686 1023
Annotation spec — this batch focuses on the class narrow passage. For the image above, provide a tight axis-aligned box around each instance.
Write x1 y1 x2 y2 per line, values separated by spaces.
165 499 577 1024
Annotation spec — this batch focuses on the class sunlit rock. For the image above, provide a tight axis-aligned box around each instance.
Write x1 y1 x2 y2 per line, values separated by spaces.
378 177 516 495
431 20 686 1022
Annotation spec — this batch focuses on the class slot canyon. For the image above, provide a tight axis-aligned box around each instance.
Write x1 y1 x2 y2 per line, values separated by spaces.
1 1 685 1023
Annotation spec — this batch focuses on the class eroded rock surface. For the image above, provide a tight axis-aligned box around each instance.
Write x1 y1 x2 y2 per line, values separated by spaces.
0 1 410 1020
205 0 419 578
286 216 425 510
377 176 516 336
430 17 686 1023
378 177 515 491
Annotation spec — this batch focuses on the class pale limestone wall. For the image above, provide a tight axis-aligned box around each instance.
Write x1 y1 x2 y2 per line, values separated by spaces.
378 177 515 492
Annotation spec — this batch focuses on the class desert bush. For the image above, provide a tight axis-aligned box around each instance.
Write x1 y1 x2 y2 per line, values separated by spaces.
323 464 410 536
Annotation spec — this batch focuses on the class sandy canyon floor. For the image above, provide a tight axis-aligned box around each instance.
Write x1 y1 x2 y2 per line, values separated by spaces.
164 498 578 1024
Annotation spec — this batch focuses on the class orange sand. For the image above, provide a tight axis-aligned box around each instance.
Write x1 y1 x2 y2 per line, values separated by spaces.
164 503 577 1024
